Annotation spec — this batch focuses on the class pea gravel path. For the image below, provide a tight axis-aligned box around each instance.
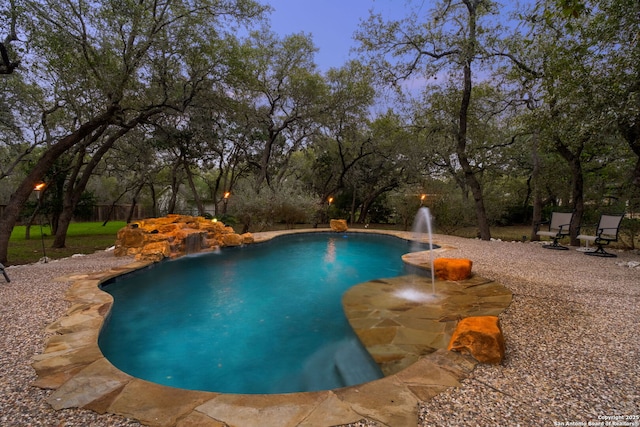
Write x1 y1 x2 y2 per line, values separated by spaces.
1 234 638 427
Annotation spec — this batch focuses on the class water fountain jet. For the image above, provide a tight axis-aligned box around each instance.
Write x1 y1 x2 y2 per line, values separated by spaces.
411 207 436 295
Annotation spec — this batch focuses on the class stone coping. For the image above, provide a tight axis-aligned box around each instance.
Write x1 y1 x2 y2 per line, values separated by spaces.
32 229 512 427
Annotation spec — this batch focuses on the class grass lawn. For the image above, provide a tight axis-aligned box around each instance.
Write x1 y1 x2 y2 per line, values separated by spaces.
7 221 127 266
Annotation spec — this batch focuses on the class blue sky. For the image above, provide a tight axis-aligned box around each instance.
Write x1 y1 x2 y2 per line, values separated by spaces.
263 1 530 72
264 0 405 71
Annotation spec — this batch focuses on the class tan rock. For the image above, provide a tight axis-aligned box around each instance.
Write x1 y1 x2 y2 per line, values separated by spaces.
195 392 329 427
447 316 505 364
108 380 214 427
176 411 227 427
156 223 182 234
125 247 141 256
135 241 171 262
46 357 132 410
115 215 253 259
142 232 171 243
210 221 229 233
221 233 243 246
112 246 128 257
163 214 184 222
198 221 220 233
356 326 397 347
434 258 473 281
31 345 105 389
115 226 145 249
205 238 221 248
330 219 348 232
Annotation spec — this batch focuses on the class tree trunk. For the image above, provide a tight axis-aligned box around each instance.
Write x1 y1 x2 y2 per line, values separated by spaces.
0 106 118 264
555 137 585 246
25 203 41 241
530 131 543 241
568 158 584 246
102 203 116 227
350 187 357 224
127 182 145 223
184 160 204 215
102 186 131 226
53 125 123 248
167 161 181 214
357 184 397 224
53 202 74 249
127 200 137 224
255 134 276 191
618 107 640 189
456 69 491 238
632 154 640 189
455 1 491 241
149 181 157 218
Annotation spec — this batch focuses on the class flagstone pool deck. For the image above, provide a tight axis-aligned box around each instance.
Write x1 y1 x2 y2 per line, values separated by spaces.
30 229 512 427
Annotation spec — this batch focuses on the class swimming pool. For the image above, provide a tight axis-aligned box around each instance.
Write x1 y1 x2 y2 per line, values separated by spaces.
99 232 424 394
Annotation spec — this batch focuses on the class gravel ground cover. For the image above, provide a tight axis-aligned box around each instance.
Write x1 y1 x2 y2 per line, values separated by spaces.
1 235 638 427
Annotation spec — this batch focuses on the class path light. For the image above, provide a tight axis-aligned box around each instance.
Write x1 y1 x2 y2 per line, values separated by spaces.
33 182 48 263
326 196 334 223
222 191 230 213
420 194 426 206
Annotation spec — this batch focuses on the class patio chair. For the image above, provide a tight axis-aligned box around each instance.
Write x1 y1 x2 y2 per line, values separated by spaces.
0 262 9 283
577 213 624 257
535 211 575 250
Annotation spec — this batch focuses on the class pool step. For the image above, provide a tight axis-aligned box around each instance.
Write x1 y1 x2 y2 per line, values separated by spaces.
333 337 383 387
299 337 383 391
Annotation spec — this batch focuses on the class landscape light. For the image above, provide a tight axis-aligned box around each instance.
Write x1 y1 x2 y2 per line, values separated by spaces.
33 182 48 263
34 182 46 197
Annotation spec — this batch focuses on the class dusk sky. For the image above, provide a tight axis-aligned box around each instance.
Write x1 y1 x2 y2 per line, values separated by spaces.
264 0 406 71
263 1 529 72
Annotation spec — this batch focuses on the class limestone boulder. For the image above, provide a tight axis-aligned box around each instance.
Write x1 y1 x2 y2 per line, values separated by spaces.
447 316 505 364
135 241 171 262
156 223 182 234
113 246 129 257
114 215 255 261
198 221 224 233
115 226 145 249
330 219 348 232
433 258 473 281
221 233 243 247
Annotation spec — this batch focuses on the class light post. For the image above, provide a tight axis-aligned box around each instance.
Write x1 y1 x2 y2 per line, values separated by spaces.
34 182 48 263
223 191 230 214
326 196 333 224
420 194 426 206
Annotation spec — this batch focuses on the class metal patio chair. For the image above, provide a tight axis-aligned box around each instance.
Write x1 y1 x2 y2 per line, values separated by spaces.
535 211 575 250
577 213 624 257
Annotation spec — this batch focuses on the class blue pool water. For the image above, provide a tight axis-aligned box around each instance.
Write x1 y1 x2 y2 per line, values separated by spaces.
99 232 421 394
